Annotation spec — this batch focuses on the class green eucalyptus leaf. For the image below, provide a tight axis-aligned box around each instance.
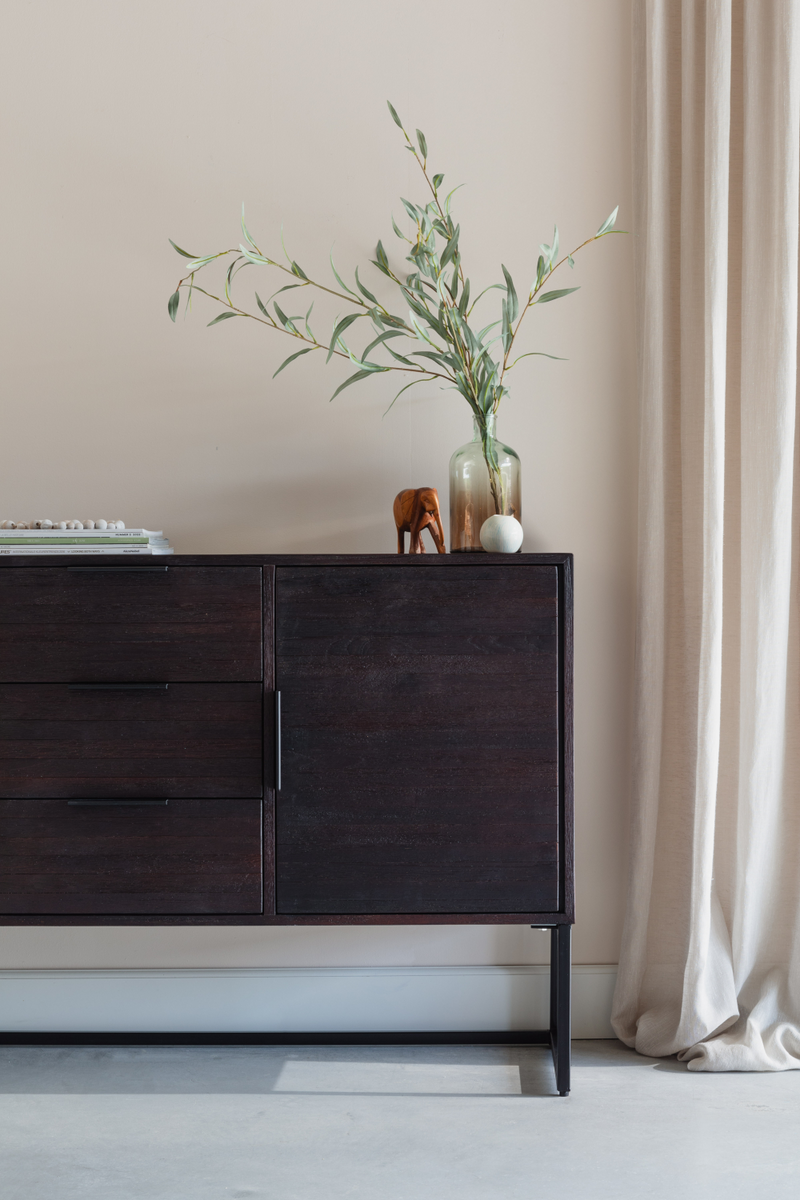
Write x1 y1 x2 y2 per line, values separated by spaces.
411 349 459 373
458 278 471 316
273 346 315 378
432 173 444 190
400 198 420 224
304 302 315 340
273 302 296 331
330 367 383 402
387 101 403 128
327 312 362 362
169 239 200 259
391 214 407 241
551 225 559 265
440 224 460 269
444 183 465 215
354 267 378 305
385 344 416 366
501 300 512 354
508 350 568 368
186 255 219 271
345 347 387 372
291 261 309 279
225 256 242 297
255 292 270 319
536 255 546 287
501 264 519 322
383 374 432 417
207 311 237 326
476 319 501 341
362 329 407 358
240 205 258 251
596 205 619 236
330 249 359 297
568 254 575 269
167 291 180 322
416 129 428 158
537 286 580 304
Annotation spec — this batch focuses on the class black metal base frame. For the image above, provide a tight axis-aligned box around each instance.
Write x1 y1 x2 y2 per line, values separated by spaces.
0 927 572 1095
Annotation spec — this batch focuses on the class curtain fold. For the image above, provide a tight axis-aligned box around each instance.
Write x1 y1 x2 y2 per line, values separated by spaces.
612 0 800 1071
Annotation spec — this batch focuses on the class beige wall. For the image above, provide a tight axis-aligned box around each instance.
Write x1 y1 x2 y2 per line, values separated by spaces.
0 0 636 968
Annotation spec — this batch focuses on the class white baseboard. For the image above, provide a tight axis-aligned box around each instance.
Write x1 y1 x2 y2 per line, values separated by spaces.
0 965 617 1038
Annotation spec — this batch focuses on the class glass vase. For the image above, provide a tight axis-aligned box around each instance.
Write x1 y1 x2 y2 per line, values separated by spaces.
449 414 521 552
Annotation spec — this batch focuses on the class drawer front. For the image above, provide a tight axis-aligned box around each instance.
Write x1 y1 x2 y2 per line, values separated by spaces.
0 684 263 798
0 798 262 915
276 564 560 915
0 566 262 682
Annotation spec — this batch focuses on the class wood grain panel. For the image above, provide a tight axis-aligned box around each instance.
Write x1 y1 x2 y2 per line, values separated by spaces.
0 684 263 798
275 565 560 915
0 798 263 914
0 566 262 682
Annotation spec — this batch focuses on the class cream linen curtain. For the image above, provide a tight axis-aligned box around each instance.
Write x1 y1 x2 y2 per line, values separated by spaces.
612 0 800 1071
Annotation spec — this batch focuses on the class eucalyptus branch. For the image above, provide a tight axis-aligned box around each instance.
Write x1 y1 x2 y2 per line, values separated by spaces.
497 225 619 393
175 250 381 316
166 103 619 490
174 282 450 385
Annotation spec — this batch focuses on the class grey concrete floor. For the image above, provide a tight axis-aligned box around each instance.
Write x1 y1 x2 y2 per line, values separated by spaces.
0 1039 798 1199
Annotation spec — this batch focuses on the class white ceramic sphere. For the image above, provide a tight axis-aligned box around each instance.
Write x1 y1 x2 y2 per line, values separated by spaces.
479 514 524 554
111 520 125 529
96 519 107 530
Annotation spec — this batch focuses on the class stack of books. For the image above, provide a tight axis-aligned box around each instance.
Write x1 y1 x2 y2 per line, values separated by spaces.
0 523 174 556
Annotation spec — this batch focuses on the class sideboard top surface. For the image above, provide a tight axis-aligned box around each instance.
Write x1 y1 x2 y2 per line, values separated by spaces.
0 553 572 567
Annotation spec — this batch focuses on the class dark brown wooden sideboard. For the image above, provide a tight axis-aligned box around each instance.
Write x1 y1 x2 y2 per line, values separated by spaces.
0 553 573 1093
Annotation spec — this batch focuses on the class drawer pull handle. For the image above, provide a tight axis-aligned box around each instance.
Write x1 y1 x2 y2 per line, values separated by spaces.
276 690 282 792
67 799 169 807
67 566 169 573
68 683 169 691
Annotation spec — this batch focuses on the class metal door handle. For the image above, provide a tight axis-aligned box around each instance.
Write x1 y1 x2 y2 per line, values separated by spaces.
275 690 281 792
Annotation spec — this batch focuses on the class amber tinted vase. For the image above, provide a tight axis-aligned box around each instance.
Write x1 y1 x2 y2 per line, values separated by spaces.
449 414 521 552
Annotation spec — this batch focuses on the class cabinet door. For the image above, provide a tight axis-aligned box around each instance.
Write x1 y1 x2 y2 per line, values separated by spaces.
275 565 560 915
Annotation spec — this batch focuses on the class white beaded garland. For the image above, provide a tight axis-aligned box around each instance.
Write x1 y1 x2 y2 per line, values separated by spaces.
1 517 130 531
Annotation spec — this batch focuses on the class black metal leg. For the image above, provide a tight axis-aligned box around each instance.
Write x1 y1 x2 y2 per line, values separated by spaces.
549 924 571 1095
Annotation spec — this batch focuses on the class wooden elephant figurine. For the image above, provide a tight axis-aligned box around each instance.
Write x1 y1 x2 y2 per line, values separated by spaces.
393 486 446 554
